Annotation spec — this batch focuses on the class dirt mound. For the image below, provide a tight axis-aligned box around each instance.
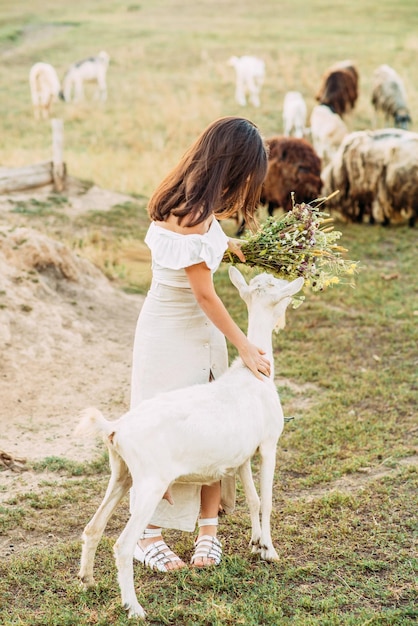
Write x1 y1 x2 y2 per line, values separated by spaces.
0 224 144 501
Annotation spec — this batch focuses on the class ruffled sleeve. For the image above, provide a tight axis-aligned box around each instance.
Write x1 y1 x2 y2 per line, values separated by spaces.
145 219 229 271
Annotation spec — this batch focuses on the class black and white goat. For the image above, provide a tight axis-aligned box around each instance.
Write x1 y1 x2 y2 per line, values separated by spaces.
76 267 304 619
60 51 110 102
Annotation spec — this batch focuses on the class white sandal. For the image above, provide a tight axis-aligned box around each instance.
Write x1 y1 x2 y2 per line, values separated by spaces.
133 527 184 572
191 517 222 567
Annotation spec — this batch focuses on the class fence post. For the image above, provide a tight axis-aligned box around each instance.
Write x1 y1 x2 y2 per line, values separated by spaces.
51 118 65 192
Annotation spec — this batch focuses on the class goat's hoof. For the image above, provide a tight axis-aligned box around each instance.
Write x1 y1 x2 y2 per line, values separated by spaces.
249 539 262 554
260 547 280 562
78 575 96 589
125 602 146 619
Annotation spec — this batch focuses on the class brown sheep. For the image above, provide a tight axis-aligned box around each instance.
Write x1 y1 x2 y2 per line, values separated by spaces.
315 60 359 117
322 128 418 227
235 136 322 235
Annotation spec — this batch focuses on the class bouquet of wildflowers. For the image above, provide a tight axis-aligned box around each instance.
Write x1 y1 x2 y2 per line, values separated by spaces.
223 194 359 298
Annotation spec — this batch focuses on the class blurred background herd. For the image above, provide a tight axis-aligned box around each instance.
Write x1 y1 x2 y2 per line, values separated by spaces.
1 0 418 227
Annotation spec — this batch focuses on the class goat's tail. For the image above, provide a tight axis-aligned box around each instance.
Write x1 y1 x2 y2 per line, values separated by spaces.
74 407 114 439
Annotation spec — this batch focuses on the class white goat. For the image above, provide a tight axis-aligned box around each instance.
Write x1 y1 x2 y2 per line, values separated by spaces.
310 103 348 165
371 64 411 129
282 91 308 138
29 62 61 120
76 267 303 619
60 51 110 102
228 55 265 107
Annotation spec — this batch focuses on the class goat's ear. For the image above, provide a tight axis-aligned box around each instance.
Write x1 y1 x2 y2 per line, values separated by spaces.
280 277 304 299
228 266 249 295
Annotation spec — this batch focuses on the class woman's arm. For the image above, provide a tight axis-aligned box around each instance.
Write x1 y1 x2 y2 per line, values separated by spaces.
185 262 270 380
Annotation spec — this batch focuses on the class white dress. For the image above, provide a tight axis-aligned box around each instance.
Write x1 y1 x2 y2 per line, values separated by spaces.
130 218 235 531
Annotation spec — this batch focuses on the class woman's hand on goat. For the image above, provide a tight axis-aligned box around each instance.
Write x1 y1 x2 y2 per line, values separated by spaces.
239 341 271 380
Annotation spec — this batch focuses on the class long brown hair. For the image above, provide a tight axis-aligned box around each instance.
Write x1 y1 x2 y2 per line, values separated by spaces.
148 116 268 231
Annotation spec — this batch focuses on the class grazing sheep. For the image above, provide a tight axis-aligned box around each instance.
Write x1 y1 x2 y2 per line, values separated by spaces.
29 62 61 120
261 136 322 214
282 91 308 138
325 60 359 105
235 136 322 235
310 103 348 165
315 60 359 116
228 55 265 107
76 267 304 619
60 51 110 102
322 128 418 226
371 64 411 130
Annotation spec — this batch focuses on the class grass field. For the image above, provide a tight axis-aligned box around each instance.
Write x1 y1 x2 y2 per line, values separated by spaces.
0 1 417 624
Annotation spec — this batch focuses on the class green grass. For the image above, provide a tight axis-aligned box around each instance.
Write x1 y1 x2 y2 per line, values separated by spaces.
0 469 416 625
1 0 417 624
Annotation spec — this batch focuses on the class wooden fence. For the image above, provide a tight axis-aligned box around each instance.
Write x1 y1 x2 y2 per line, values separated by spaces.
0 119 66 194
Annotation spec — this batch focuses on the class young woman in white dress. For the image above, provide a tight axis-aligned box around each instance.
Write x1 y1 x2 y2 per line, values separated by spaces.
130 116 271 571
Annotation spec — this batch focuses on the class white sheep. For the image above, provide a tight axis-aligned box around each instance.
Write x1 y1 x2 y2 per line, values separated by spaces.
282 91 308 138
29 62 61 120
60 51 110 102
76 267 304 619
310 103 348 165
322 128 418 226
371 64 411 129
228 55 265 107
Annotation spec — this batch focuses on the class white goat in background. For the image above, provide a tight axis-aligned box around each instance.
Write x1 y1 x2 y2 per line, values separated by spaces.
228 55 265 107
76 267 304 619
310 103 348 165
371 64 411 130
60 51 110 102
282 91 308 138
29 62 61 120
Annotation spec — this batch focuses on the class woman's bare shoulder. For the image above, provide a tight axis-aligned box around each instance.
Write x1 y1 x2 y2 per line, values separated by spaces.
156 214 213 236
